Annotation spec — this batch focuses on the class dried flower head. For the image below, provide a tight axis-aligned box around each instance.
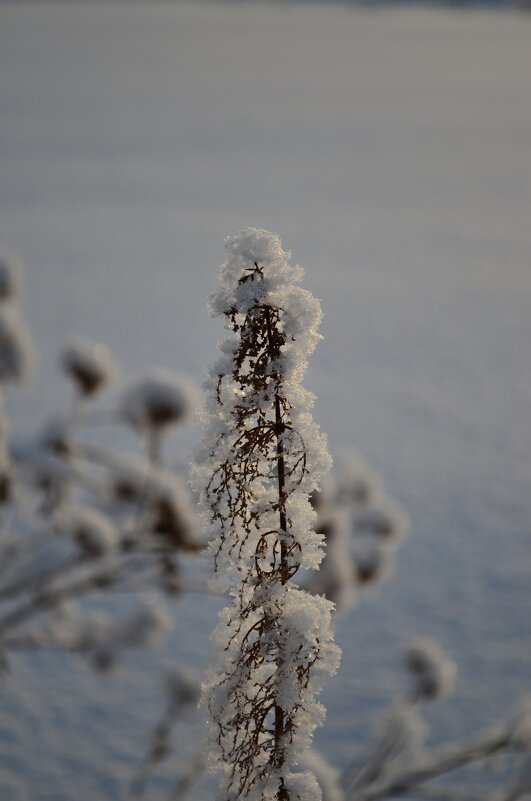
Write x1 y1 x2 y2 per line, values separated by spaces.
404 638 457 701
120 369 197 433
61 335 118 398
353 540 392 586
354 502 407 543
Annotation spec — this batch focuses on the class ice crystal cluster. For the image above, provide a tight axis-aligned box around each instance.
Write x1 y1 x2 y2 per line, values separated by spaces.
193 229 341 801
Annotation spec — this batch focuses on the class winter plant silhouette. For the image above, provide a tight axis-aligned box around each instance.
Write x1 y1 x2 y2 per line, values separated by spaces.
193 229 341 801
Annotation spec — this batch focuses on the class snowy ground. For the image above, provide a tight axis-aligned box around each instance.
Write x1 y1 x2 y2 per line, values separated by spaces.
1 2 531 799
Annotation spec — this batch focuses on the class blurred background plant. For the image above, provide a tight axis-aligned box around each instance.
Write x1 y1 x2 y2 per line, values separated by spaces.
0 250 529 801
0 251 202 676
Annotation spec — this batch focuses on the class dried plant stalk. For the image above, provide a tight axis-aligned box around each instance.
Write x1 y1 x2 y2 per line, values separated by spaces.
193 229 340 801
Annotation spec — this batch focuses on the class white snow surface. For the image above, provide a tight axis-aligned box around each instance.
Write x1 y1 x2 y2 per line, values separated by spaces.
0 2 530 800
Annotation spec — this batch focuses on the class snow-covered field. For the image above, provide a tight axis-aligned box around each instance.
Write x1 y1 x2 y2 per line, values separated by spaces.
1 2 530 799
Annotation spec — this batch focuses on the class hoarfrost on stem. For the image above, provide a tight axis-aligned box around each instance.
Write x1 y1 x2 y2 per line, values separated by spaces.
192 229 340 801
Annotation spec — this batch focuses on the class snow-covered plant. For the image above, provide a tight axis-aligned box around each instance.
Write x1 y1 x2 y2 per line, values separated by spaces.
61 334 118 400
0 250 202 677
306 456 407 611
121 368 198 461
193 229 341 801
404 637 457 702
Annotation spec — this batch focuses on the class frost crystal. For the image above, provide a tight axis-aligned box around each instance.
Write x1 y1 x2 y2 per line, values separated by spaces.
193 229 340 801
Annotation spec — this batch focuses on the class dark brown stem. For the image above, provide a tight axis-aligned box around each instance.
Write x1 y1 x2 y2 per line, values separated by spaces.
264 304 289 801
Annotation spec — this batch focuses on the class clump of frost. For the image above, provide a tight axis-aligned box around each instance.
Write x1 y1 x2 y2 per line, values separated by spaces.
301 749 344 801
309 509 355 610
283 771 323 801
120 369 198 433
404 638 457 701
61 334 118 398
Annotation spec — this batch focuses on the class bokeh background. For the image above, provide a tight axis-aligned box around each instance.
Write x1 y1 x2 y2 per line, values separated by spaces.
1 1 530 799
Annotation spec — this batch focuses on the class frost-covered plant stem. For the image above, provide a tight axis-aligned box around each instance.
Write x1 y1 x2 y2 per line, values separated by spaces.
265 302 290 791
194 229 340 801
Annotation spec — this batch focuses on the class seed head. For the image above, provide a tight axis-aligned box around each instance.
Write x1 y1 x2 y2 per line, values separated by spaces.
61 335 118 398
120 369 197 432
404 638 457 701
